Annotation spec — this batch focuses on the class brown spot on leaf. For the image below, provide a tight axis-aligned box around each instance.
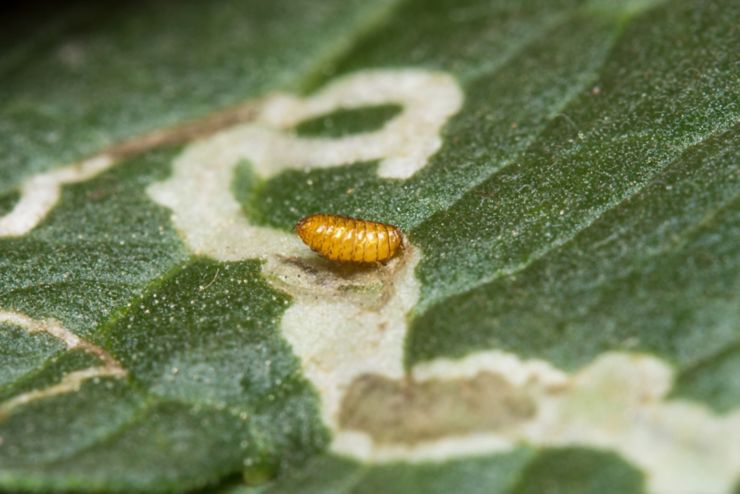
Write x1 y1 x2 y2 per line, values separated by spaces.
339 371 536 444
267 247 412 312
107 100 261 161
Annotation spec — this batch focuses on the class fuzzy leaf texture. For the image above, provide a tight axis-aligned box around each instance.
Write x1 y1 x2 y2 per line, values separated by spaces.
0 1 737 493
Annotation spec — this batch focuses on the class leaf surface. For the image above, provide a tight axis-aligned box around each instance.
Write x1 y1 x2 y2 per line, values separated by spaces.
0 0 738 493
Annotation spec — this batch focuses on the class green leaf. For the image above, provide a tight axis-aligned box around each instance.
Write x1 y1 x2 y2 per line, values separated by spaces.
294 104 403 138
215 449 645 494
1 0 738 493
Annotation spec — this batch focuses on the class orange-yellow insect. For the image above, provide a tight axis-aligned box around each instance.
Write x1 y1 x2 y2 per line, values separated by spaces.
295 213 403 263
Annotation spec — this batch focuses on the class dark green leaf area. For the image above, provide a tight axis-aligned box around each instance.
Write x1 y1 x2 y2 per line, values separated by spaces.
673 344 740 414
410 126 739 372
295 104 402 138
257 450 535 494
0 190 19 216
0 379 147 471
408 0 739 374
2 399 248 493
310 0 588 85
0 148 188 337
0 349 100 403
236 160 393 228
232 448 644 494
246 9 623 232
0 323 64 388
0 0 391 192
1 258 327 492
104 258 327 474
414 0 738 309
509 447 645 494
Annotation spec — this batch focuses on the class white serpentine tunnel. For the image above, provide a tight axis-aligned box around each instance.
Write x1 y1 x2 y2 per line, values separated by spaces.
2 67 739 494
146 69 740 494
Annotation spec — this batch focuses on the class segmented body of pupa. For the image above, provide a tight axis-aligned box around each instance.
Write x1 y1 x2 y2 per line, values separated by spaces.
295 213 403 263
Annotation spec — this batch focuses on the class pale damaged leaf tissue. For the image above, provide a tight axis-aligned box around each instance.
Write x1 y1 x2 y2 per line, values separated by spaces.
1 1 738 493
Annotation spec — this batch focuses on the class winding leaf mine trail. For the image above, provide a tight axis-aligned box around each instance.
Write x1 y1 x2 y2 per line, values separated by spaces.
0 311 126 419
2 69 740 494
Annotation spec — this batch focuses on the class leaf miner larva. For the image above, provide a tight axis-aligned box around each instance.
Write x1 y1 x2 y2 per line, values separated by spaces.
295 213 403 263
